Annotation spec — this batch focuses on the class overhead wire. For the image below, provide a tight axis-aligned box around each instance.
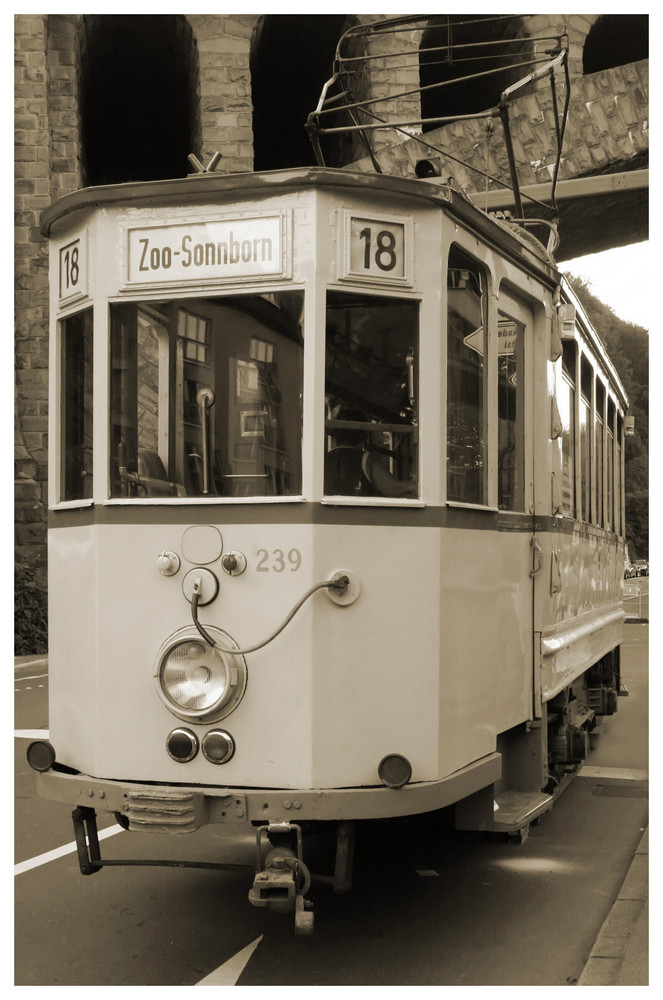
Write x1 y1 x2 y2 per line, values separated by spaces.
306 15 569 222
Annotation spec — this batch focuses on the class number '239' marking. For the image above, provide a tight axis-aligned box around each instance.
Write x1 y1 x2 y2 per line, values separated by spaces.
256 548 302 572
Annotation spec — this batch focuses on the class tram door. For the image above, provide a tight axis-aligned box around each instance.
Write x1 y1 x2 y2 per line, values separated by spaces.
445 253 538 739
494 286 538 724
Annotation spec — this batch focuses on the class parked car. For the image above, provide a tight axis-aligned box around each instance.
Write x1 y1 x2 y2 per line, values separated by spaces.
624 563 636 579
632 559 648 577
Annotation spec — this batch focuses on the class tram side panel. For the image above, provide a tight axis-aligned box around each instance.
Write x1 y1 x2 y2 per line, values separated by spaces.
534 341 625 707
439 524 533 751
309 523 443 787
539 525 624 703
47 520 99 770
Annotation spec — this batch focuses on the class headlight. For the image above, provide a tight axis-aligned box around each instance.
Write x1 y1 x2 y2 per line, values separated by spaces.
155 626 247 723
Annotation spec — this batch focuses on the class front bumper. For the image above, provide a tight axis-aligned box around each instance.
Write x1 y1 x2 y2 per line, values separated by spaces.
37 752 501 831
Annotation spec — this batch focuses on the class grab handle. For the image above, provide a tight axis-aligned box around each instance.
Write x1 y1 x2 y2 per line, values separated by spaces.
530 537 543 578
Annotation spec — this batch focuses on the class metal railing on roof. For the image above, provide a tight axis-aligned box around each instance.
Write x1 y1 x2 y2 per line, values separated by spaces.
306 15 570 237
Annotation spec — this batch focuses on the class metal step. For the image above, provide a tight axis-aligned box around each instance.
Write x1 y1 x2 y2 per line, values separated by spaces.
492 790 553 833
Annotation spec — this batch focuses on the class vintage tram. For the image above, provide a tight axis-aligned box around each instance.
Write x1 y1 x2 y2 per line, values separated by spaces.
28 165 628 933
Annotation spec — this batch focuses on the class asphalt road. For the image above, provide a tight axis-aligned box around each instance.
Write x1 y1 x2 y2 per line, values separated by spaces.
14 589 648 986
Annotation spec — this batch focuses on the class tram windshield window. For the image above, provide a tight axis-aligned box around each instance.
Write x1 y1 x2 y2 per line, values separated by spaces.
447 247 486 505
324 292 418 498
61 309 93 501
109 292 304 499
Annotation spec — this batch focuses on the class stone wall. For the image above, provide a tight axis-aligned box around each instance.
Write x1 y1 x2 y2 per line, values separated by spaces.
189 15 255 172
15 14 51 582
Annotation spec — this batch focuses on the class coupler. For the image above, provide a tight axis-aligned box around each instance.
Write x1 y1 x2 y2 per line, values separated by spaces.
248 822 314 934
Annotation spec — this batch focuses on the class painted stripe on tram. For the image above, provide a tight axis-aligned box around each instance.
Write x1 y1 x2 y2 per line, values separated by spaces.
49 501 622 541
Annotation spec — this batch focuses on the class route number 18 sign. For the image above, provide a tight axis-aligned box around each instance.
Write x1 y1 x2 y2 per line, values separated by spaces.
342 212 412 286
58 233 87 305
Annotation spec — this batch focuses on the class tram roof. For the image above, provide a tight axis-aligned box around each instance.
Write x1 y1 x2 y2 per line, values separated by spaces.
41 166 560 286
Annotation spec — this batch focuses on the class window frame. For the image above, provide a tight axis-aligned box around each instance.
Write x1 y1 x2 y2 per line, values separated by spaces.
322 288 422 506
556 339 577 519
495 300 527 513
106 290 306 504
59 307 94 504
579 355 593 524
445 244 490 508
595 378 606 527
606 396 616 531
616 411 624 536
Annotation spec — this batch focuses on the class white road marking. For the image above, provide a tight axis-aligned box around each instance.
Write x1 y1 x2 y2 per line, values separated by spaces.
14 824 124 876
15 673 48 682
15 730 49 740
196 935 263 986
578 766 648 781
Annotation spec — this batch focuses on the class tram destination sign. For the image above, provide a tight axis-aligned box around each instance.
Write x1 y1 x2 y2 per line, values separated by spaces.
126 215 286 286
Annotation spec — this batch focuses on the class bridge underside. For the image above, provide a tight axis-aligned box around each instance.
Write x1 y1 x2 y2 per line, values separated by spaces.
477 168 648 262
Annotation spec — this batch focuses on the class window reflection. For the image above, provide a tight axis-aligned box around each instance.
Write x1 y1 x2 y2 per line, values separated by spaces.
324 292 418 498
497 310 524 511
580 358 592 523
616 414 623 535
595 380 605 526
110 293 304 498
558 341 576 517
447 247 486 504
61 309 93 501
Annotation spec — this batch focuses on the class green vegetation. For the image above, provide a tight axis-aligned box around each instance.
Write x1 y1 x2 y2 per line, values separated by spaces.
565 274 649 560
15 562 48 656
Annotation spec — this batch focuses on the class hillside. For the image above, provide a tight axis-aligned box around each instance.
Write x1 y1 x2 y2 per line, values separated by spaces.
564 273 649 560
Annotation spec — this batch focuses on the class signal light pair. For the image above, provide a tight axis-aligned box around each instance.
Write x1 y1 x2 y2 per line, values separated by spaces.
166 727 235 764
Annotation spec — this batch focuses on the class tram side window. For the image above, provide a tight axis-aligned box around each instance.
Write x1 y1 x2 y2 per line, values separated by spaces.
109 292 304 499
497 310 525 511
580 357 592 523
556 341 576 516
324 292 418 499
447 247 487 505
61 309 93 501
616 413 623 535
607 398 615 531
595 380 605 526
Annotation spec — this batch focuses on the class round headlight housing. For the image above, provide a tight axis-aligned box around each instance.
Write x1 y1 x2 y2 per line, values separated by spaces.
155 626 247 723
